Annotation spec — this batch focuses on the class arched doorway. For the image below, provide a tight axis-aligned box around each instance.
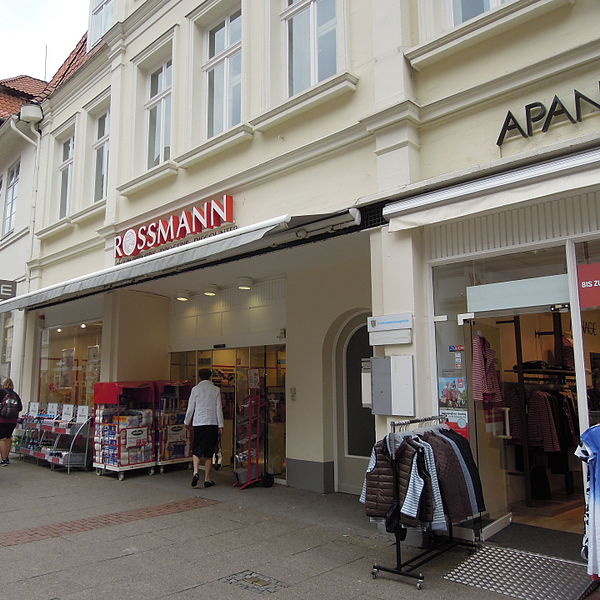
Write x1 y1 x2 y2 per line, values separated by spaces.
335 313 374 494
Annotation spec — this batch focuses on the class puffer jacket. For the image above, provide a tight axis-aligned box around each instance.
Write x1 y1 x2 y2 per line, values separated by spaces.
364 438 395 517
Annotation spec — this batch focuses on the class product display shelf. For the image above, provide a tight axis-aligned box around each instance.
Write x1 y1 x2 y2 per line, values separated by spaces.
154 381 193 474
234 391 269 489
15 402 92 473
93 381 156 481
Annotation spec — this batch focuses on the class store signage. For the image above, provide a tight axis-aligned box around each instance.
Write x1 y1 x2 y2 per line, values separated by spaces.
577 262 600 308
497 84 600 145
449 345 464 352
0 279 16 300
114 194 234 260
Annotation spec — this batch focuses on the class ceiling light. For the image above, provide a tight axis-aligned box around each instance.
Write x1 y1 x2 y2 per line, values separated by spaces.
175 290 190 301
203 284 218 296
237 277 253 290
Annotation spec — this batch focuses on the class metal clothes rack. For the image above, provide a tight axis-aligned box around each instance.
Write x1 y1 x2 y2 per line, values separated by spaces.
371 415 479 590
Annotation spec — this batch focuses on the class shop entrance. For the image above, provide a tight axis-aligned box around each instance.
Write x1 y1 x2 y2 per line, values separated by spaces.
170 345 286 482
462 308 583 540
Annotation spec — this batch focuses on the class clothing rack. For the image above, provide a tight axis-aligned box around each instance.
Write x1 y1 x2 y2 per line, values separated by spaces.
371 415 479 590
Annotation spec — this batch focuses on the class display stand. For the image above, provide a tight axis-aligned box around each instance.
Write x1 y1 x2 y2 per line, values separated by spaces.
234 392 266 489
154 381 193 473
371 415 479 590
93 381 156 480
15 402 92 473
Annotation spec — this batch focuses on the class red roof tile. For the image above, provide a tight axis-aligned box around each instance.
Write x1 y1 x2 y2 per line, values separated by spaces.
46 33 99 96
0 76 47 97
0 92 24 120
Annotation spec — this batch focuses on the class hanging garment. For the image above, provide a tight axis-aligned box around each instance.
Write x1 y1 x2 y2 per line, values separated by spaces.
471 335 503 404
575 425 600 577
504 385 561 453
422 432 474 524
409 437 446 531
434 430 479 515
438 428 486 513
362 437 396 518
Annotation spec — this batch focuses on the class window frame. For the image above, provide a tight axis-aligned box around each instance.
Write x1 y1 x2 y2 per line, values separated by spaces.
2 160 20 236
453 0 507 25
0 311 13 379
202 9 243 139
92 111 110 203
89 0 114 48
58 136 74 219
281 0 338 98
145 59 173 170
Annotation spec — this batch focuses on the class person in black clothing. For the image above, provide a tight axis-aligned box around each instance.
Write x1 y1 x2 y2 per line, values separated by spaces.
0 378 22 466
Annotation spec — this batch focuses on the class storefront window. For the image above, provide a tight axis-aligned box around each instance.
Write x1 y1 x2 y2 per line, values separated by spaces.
38 321 102 409
169 344 287 479
575 240 600 425
0 312 13 380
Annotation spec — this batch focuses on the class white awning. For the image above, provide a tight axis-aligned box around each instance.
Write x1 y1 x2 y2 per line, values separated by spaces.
383 146 600 231
0 209 360 313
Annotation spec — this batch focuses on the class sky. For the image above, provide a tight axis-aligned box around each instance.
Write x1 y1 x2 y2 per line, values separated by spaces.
0 0 90 82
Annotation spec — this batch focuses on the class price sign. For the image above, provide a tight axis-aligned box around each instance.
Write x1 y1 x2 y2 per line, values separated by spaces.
28 401 39 416
578 262 600 308
47 403 59 418
62 404 75 422
76 405 90 423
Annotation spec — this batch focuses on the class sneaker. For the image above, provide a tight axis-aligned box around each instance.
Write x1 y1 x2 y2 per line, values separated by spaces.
204 480 215 488
0 459 8 467
191 473 199 487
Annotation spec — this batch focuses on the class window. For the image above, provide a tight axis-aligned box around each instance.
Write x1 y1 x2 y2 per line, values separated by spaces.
0 312 13 381
453 0 508 25
283 0 337 97
93 112 109 202
3 161 19 236
146 60 172 169
204 10 242 138
90 0 114 47
59 137 74 219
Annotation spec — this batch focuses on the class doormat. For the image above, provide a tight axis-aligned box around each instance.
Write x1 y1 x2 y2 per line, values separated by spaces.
444 545 597 600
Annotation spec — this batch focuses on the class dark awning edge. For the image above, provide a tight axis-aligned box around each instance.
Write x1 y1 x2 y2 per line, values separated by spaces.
0 209 360 314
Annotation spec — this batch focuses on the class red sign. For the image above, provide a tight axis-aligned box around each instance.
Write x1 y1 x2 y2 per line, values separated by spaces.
114 194 234 259
578 262 600 308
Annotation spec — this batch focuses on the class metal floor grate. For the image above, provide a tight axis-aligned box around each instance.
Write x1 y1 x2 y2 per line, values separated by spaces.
220 570 289 595
444 544 596 600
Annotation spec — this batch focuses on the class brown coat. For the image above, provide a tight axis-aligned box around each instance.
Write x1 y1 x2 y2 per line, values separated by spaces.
422 432 473 524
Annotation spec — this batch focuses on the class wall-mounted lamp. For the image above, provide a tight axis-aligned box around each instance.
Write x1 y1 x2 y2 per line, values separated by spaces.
175 290 191 301
56 328 62 333
237 277 253 290
203 284 218 297
80 323 87 329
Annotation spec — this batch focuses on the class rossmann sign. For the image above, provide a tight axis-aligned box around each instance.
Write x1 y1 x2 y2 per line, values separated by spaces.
115 194 234 260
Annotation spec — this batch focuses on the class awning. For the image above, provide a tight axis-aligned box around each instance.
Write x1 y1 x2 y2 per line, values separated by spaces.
383 146 600 231
0 209 360 314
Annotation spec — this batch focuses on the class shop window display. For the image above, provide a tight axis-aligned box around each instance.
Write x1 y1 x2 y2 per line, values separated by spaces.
433 248 584 537
38 321 103 410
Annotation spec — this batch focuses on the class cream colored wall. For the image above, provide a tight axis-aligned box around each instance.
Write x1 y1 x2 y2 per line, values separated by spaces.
101 290 170 381
169 279 286 351
369 226 433 441
415 0 600 179
285 243 371 464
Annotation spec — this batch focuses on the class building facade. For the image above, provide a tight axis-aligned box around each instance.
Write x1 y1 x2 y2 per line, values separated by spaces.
0 0 599 540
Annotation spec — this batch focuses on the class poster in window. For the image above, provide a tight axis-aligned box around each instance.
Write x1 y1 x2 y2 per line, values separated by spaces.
60 348 74 389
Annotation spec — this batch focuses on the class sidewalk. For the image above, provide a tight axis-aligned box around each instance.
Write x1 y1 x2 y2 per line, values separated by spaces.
0 458 591 599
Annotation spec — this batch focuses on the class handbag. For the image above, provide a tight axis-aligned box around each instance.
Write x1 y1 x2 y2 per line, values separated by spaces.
213 438 222 471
